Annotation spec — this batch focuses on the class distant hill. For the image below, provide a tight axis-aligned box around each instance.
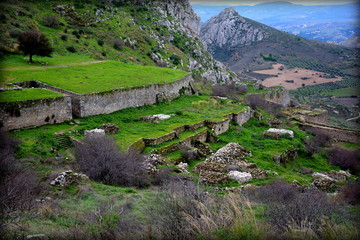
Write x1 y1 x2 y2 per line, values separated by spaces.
193 2 360 43
200 8 359 77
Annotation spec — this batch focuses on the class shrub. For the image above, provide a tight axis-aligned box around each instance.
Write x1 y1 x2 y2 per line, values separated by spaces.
170 54 181 65
42 15 60 28
113 40 124 50
66 46 77 53
0 130 40 225
338 181 360 205
246 94 284 118
60 34 68 41
305 129 331 156
327 147 360 174
9 30 21 38
97 39 104 46
246 182 340 232
211 84 239 100
74 135 150 188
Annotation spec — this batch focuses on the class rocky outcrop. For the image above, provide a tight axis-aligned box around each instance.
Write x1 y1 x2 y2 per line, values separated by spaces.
50 170 88 187
201 8 268 54
273 148 299 166
100 123 119 134
228 171 252 184
311 171 351 191
149 1 241 84
207 142 252 164
84 129 105 138
144 154 166 174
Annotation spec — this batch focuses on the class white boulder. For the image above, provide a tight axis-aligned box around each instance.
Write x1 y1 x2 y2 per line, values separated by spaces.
84 129 105 138
227 171 252 184
264 128 294 138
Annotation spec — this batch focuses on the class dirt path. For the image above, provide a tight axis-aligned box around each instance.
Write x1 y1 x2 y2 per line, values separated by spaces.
1 60 107 71
346 113 360 122
55 124 78 135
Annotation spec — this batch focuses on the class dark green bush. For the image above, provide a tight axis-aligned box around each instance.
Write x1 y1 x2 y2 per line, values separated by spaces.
97 39 104 46
60 34 68 41
66 46 77 53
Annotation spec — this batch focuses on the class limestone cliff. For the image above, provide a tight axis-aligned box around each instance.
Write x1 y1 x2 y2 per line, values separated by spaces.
201 8 269 53
149 1 239 83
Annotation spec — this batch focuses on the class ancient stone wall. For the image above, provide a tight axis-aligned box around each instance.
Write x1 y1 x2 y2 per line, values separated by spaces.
206 119 231 135
73 74 193 117
303 111 328 125
299 123 360 144
0 96 72 130
262 88 290 107
233 107 253 126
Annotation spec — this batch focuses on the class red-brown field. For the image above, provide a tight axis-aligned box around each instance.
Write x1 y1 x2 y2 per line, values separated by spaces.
254 64 343 90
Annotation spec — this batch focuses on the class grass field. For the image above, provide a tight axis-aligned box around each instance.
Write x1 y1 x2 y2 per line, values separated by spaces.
2 61 189 94
0 88 63 102
0 54 96 69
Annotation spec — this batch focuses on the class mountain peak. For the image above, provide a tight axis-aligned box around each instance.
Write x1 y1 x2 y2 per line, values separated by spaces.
218 7 240 18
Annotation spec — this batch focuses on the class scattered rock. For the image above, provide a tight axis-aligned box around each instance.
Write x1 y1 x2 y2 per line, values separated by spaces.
264 128 294 139
194 141 213 157
84 129 105 138
266 118 282 127
300 168 313 175
50 170 88 187
273 148 299 166
227 165 240 172
327 170 350 181
228 171 252 184
177 162 189 173
26 234 47 239
312 177 336 191
199 171 229 185
143 154 166 174
141 114 171 123
207 142 251 164
193 161 226 174
100 123 119 134
245 168 268 179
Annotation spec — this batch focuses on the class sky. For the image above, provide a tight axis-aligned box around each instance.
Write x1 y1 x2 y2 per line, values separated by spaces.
189 0 358 6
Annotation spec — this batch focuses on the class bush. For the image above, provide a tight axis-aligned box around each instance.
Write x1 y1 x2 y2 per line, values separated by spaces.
97 39 104 46
9 30 21 38
66 46 77 53
75 135 150 188
338 181 360 205
170 54 181 65
305 129 331 156
246 94 284 118
113 40 124 50
60 34 68 41
211 84 240 100
327 147 360 174
246 182 340 232
42 15 60 28
0 130 40 225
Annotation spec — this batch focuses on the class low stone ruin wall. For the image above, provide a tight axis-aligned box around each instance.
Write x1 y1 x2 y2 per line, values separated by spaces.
299 123 360 144
0 96 72 130
72 74 194 117
262 88 290 107
206 119 231 135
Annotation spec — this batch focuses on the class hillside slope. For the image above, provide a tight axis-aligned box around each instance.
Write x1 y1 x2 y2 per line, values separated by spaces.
0 0 238 84
200 8 359 77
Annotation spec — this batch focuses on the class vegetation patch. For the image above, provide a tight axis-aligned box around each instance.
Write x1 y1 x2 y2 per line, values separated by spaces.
3 61 189 94
0 88 63 102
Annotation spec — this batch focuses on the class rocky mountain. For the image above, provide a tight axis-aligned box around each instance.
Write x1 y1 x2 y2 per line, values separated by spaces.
200 8 359 77
193 2 359 44
0 0 238 84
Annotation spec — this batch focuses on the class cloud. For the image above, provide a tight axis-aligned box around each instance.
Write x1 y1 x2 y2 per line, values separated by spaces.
189 0 358 6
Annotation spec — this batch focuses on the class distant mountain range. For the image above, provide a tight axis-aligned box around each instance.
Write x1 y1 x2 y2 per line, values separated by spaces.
200 8 359 77
193 1 360 44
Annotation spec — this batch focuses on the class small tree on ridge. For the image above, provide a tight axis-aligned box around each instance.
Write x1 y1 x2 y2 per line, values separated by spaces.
18 31 53 63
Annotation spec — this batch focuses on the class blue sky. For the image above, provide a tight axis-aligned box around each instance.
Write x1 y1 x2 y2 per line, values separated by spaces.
189 0 358 6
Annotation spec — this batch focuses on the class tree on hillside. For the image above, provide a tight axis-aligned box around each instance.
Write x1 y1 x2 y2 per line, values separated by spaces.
18 31 53 63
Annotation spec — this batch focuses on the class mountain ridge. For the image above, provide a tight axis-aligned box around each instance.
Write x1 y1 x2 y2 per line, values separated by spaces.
201 8 359 76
